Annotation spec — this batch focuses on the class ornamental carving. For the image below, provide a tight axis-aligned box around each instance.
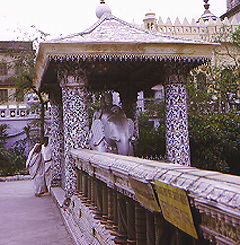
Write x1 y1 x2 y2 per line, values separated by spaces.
163 62 192 85
56 62 88 87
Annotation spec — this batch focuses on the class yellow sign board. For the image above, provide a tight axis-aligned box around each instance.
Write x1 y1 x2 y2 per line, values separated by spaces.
129 178 161 212
154 181 198 239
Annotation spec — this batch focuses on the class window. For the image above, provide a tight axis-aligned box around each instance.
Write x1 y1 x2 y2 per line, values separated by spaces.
0 63 8 76
0 89 8 102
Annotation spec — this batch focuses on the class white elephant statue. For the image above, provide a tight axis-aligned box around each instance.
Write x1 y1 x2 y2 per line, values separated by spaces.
89 104 135 156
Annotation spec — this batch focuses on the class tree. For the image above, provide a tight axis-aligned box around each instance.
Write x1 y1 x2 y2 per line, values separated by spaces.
136 27 240 174
7 27 50 141
186 27 240 174
187 26 240 114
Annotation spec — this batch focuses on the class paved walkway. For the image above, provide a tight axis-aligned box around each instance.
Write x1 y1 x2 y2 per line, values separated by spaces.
0 180 74 245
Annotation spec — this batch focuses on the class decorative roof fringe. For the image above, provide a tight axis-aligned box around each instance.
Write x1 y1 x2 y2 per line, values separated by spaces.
49 54 210 63
144 16 239 27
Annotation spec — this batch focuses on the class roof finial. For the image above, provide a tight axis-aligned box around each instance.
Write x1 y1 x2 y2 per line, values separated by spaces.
197 0 217 22
204 0 210 10
96 0 112 19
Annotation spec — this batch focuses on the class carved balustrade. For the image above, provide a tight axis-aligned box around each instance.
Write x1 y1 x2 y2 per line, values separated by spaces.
54 148 240 245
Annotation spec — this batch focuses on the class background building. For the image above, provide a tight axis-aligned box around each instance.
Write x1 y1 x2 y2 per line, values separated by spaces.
141 0 240 116
0 41 50 151
221 0 240 22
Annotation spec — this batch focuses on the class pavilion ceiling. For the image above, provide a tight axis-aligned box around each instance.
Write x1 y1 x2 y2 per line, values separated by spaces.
40 57 205 95
40 59 166 94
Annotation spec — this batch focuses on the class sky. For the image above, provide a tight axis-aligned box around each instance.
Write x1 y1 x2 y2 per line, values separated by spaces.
0 0 227 41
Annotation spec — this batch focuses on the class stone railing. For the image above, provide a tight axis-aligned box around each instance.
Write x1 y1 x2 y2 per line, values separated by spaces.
59 149 240 245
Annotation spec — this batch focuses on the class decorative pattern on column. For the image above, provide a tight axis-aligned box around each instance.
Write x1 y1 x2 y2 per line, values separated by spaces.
58 62 89 198
50 98 64 187
164 63 191 166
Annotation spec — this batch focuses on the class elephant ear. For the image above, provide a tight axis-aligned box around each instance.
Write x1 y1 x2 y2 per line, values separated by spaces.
90 119 105 147
126 118 134 139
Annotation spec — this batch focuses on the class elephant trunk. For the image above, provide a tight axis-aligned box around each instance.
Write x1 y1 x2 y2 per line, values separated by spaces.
116 137 134 156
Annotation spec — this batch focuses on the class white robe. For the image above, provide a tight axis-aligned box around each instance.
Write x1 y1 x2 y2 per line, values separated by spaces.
42 144 52 192
26 144 46 195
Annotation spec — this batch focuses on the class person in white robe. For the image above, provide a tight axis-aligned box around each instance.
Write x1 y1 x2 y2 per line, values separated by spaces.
26 143 46 197
42 137 52 192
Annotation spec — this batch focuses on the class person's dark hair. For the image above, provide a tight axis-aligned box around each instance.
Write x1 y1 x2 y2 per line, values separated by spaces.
43 136 49 145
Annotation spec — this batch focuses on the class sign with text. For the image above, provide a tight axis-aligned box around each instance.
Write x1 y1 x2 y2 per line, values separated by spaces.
154 181 198 239
129 178 161 212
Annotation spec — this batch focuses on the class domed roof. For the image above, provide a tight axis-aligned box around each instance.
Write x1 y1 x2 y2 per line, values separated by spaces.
96 0 112 19
197 0 217 22
144 11 156 19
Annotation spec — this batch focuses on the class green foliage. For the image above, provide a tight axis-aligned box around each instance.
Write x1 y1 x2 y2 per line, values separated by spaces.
0 124 27 176
187 62 239 114
87 91 103 123
136 112 239 175
231 26 240 48
135 113 165 159
0 147 27 176
0 124 9 147
143 98 165 121
6 27 50 141
189 113 240 174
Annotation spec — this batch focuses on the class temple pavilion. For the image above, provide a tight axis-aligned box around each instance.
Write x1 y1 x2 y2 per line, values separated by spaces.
34 1 216 196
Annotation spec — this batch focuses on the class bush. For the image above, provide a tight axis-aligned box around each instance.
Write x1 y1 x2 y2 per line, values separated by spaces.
0 123 27 176
135 112 239 175
0 147 27 176
189 113 240 175
135 114 165 159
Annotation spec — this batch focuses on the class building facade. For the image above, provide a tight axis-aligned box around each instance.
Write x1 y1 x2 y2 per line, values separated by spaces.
0 41 49 151
221 0 240 22
143 1 239 43
141 0 240 113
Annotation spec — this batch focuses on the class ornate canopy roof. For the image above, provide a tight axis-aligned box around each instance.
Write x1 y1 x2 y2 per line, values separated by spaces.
34 12 217 92
50 14 207 44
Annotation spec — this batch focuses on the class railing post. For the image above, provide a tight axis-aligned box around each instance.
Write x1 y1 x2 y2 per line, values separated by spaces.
115 193 127 244
82 173 88 197
106 188 115 230
154 213 164 245
146 210 155 245
135 203 146 245
76 170 83 193
101 183 108 225
112 190 119 235
94 180 103 219
90 177 95 204
126 198 136 244
87 175 92 200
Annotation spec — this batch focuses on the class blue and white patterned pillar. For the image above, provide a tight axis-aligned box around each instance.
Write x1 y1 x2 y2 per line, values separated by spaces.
58 64 89 198
49 92 64 187
165 68 191 166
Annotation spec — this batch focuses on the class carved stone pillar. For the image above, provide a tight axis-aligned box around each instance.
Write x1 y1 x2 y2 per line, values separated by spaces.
58 63 89 198
49 90 64 187
164 63 191 166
